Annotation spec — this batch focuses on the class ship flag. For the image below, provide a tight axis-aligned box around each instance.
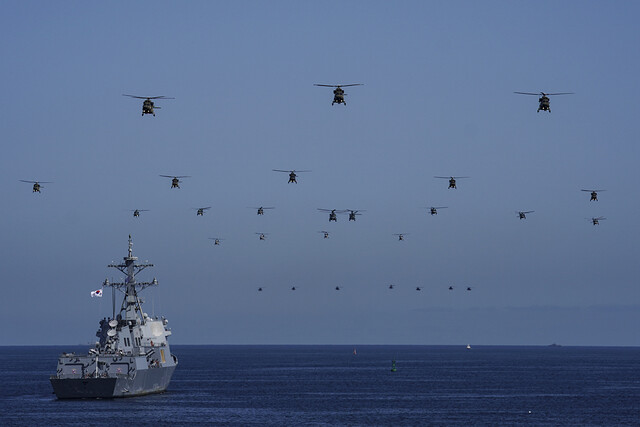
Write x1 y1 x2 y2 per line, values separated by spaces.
91 289 103 298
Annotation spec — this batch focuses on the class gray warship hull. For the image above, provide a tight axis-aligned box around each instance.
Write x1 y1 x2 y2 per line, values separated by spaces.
50 364 175 399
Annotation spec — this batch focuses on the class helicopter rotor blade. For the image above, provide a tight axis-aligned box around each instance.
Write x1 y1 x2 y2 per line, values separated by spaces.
513 92 540 96
546 92 574 96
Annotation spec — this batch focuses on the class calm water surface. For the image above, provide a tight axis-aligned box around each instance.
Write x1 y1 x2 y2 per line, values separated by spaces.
0 345 638 426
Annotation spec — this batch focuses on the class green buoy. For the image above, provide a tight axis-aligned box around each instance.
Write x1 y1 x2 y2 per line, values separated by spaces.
391 359 397 372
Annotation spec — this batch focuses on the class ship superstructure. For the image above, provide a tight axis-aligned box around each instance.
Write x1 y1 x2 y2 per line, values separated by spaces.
50 236 177 398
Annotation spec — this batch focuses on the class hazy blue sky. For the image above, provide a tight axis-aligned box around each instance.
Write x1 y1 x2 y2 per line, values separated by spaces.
1 1 639 346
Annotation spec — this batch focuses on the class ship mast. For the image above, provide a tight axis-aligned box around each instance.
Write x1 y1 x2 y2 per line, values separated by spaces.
103 235 157 324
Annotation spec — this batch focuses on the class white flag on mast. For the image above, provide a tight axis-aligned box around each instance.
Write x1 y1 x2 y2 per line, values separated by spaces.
91 289 103 298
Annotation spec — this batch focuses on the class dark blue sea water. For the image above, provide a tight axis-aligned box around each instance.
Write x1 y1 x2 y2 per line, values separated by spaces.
0 345 638 426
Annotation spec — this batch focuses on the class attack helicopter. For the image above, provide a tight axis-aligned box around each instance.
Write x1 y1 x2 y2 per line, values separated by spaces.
122 94 174 116
517 211 534 220
435 176 469 189
314 84 363 105
513 91 574 112
19 180 52 193
249 206 275 215
427 206 448 215
160 175 190 188
255 232 268 240
581 189 605 201
346 210 365 221
131 209 149 218
588 217 606 225
208 237 223 246
194 207 211 216
393 233 408 241
318 209 346 222
272 169 311 183
318 231 330 239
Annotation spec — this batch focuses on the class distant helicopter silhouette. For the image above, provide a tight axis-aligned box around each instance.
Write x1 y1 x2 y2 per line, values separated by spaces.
273 169 311 183
435 176 469 189
20 180 52 193
123 94 174 116
314 84 363 105
160 175 190 189
581 189 605 201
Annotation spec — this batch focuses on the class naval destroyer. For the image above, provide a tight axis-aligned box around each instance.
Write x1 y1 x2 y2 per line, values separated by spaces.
50 236 178 398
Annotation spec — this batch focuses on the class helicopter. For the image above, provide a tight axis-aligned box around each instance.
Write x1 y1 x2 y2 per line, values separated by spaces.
249 206 275 215
255 232 268 240
514 91 574 112
318 209 346 222
416 286 422 291
427 206 448 215
20 180 52 193
435 176 469 189
258 287 264 292
314 84 363 105
581 189 605 201
194 207 211 216
388 284 395 290
160 175 190 188
588 217 606 225
291 286 297 291
273 169 311 183
122 94 174 116
208 237 223 246
346 210 365 221
466 287 473 291
449 286 454 291
517 210 534 220
318 231 330 239
393 233 408 241
131 209 149 218
335 285 342 291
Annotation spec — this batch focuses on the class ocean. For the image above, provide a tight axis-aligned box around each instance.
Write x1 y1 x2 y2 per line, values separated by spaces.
0 345 638 426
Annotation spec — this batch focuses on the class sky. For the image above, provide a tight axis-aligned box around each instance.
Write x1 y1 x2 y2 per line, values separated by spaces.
1 1 639 346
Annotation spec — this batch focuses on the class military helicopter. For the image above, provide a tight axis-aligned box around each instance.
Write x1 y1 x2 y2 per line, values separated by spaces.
416 286 422 291
448 286 454 291
318 209 346 222
388 284 395 290
393 233 408 241
249 206 275 215
514 91 574 112
194 207 211 216
581 189 605 201
517 210 534 220
318 231 330 239
435 176 469 189
427 206 448 215
291 286 297 291
314 84 363 105
346 210 365 221
131 209 149 218
335 285 342 291
255 232 268 240
122 94 174 116
273 169 311 183
588 217 606 225
160 175 190 188
208 237 223 246
258 287 264 292
466 286 473 291
20 180 52 193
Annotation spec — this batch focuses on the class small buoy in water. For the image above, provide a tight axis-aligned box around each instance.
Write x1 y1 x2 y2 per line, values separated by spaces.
528 411 532 414
391 359 397 372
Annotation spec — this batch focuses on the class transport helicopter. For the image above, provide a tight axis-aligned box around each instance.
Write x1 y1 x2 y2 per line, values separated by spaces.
435 176 469 189
346 210 364 221
588 217 605 225
19 180 52 193
318 208 346 222
427 206 448 215
208 238 223 246
249 206 275 215
318 231 330 239
256 232 268 240
194 207 211 216
272 169 311 183
314 84 363 105
160 175 190 188
581 189 605 201
517 210 534 219
122 94 174 116
513 91 574 112
131 209 149 218
393 233 408 241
